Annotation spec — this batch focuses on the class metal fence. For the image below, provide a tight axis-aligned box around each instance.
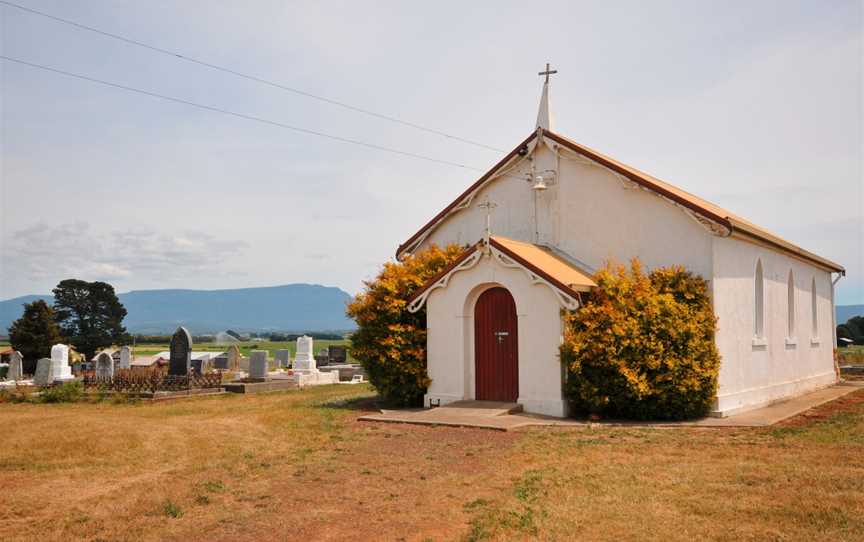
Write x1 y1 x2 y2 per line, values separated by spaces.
82 369 222 393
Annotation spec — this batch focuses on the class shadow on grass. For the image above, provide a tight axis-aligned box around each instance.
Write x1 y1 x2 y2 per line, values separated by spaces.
316 393 384 413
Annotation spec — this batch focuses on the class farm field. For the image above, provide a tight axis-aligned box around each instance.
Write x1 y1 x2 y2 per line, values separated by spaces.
130 339 354 361
1 385 864 541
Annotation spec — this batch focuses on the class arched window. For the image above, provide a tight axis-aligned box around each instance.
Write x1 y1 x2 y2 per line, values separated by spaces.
811 277 818 338
787 270 795 338
754 259 764 338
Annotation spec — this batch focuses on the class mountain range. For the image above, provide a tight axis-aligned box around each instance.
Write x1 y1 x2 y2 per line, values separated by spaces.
0 284 356 335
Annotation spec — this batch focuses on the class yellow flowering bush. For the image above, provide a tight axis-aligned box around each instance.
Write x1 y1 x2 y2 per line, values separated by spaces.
561 259 720 420
347 244 464 406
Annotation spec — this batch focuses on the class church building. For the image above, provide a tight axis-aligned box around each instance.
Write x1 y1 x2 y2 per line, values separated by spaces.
400 66 845 418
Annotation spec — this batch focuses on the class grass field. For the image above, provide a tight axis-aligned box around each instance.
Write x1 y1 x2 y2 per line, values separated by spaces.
2 385 864 541
130 339 354 361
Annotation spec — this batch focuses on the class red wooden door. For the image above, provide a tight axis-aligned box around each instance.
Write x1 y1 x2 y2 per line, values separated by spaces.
474 287 519 402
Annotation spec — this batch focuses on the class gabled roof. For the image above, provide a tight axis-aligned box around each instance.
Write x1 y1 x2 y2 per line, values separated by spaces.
406 235 595 312
397 128 844 274
490 236 595 292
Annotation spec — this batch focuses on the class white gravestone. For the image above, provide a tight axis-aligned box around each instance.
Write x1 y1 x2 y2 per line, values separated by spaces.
249 351 268 380
7 351 23 381
294 336 316 372
95 352 114 378
33 358 53 386
119 346 132 370
50 344 74 381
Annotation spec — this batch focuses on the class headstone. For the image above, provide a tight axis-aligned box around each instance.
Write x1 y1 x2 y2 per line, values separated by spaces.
275 349 291 368
214 355 229 370
95 352 114 378
33 358 53 386
238 356 250 372
7 351 23 381
328 345 348 365
226 345 241 371
294 336 316 372
249 351 268 379
119 346 132 370
169 327 193 376
315 349 329 367
191 358 203 375
50 344 73 381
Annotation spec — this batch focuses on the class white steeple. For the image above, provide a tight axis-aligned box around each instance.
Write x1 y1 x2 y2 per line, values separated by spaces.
536 63 557 130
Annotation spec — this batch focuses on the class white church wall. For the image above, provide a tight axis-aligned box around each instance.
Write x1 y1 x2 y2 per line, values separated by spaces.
417 144 714 279
424 255 567 417
711 236 836 415
554 150 714 278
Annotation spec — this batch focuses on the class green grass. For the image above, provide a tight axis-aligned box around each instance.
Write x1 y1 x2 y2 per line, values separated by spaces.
128 339 354 361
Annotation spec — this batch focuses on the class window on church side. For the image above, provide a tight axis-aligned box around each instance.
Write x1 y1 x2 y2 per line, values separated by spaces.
754 259 764 339
811 277 818 339
787 270 795 339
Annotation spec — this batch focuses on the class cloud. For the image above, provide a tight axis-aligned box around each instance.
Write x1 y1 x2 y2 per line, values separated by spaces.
0 222 249 295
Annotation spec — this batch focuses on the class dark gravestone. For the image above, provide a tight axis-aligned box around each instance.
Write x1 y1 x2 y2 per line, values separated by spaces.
214 355 229 370
169 326 193 376
191 358 204 375
328 346 347 365
33 358 53 386
315 351 329 367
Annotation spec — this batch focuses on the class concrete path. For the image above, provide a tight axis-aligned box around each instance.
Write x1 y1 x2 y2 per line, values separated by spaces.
358 381 864 431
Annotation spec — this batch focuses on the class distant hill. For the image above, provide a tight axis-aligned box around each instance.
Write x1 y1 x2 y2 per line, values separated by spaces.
838 305 864 325
0 284 356 335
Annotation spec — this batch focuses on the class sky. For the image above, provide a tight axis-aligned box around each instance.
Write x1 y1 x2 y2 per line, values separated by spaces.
0 0 861 305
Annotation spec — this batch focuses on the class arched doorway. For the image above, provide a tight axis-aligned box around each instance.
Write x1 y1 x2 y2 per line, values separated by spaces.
474 287 519 402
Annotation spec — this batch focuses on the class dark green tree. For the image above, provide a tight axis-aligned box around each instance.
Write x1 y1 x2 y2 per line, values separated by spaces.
837 316 864 345
8 300 62 373
52 279 130 360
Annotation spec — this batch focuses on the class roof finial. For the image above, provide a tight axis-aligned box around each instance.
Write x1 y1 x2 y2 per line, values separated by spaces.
536 62 557 131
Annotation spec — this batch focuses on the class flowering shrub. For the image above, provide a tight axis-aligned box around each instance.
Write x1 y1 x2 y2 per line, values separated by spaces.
561 259 720 420
347 244 464 406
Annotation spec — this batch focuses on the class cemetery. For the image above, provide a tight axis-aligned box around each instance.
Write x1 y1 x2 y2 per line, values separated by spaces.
0 327 363 401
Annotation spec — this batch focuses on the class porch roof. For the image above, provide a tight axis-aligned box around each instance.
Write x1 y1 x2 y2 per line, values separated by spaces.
406 236 596 312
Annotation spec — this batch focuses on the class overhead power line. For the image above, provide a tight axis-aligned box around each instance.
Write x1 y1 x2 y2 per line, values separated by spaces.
1 55 492 173
0 0 507 153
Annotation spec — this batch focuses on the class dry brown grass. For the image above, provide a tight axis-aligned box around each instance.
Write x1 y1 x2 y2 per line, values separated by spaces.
1 385 864 541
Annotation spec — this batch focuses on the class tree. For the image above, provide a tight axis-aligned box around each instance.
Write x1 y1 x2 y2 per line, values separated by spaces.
560 259 721 420
837 316 864 346
8 300 62 374
347 243 464 406
52 279 130 361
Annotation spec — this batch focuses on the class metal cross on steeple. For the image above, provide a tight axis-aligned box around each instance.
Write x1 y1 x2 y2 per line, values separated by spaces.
538 62 557 83
477 199 498 247
536 63 556 130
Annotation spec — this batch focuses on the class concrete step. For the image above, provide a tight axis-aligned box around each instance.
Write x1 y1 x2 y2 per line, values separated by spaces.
440 400 523 417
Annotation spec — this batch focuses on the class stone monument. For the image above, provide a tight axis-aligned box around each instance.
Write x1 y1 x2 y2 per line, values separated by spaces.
7 351 23 381
33 358 53 386
291 336 338 387
294 336 316 372
214 355 229 370
119 346 132 370
328 345 348 365
275 349 291 368
95 351 114 378
50 344 74 382
169 326 193 376
248 350 268 380
226 345 241 371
